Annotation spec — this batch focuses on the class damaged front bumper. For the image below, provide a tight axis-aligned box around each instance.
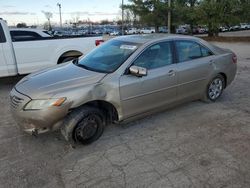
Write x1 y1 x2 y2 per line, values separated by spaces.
10 88 69 135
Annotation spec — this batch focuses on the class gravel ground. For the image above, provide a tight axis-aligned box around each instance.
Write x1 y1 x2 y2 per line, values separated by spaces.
195 30 250 38
0 42 249 188
219 30 250 37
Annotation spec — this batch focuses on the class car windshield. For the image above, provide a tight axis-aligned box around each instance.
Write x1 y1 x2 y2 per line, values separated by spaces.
77 40 139 73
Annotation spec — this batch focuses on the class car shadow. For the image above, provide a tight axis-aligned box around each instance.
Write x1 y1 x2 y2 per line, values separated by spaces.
0 75 27 86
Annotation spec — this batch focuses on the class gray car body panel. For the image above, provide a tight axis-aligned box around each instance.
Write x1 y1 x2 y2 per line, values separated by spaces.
10 34 237 133
15 62 106 99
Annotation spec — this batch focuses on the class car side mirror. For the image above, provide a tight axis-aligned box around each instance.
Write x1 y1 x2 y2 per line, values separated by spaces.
129 65 147 77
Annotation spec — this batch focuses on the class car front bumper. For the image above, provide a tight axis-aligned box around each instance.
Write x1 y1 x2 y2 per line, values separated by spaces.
10 88 69 134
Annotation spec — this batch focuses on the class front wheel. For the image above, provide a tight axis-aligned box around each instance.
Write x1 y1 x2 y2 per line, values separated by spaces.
203 75 225 102
61 106 105 145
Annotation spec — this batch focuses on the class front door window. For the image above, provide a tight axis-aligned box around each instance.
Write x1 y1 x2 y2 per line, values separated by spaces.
133 42 173 69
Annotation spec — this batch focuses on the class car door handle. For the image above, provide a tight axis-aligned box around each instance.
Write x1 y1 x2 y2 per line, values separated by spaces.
168 70 175 76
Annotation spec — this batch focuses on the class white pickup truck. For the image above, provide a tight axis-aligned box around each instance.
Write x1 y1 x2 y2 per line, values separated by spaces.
0 19 102 78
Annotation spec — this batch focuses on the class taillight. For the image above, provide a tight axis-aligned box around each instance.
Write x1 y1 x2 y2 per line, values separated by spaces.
95 39 104 46
232 53 237 64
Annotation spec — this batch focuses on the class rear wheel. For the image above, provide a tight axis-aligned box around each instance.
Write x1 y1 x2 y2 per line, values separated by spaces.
61 106 105 145
203 75 225 102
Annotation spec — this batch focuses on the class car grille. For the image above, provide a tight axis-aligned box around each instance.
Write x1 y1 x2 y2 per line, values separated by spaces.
10 95 24 109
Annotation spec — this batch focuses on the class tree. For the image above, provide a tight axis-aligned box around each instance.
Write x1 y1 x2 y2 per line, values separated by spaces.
124 8 135 27
173 0 200 34
125 0 250 36
71 13 80 27
16 22 27 28
125 0 170 32
42 11 53 30
237 0 250 22
198 0 241 36
100 19 112 25
43 22 51 30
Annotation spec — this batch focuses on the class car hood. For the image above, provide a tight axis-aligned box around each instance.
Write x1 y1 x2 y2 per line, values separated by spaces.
15 62 107 99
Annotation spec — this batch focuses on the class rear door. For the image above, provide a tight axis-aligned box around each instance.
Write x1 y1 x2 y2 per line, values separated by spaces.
175 40 215 100
120 41 178 118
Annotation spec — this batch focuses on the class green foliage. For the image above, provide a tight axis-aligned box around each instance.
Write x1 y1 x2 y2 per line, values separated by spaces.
198 0 242 36
125 0 250 36
172 0 199 33
125 0 170 30
16 22 27 28
238 0 250 22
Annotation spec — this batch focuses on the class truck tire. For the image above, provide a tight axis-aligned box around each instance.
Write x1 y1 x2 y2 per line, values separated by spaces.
59 57 76 64
61 106 105 145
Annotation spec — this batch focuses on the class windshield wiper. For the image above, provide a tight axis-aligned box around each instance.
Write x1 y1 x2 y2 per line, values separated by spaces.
76 63 112 73
74 63 101 73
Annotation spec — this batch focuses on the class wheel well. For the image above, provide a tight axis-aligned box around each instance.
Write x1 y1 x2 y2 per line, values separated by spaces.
219 72 227 88
57 50 83 64
80 100 119 124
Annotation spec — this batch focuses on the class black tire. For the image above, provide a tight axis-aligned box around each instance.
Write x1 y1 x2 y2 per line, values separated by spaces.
61 106 105 145
59 57 76 64
202 75 225 102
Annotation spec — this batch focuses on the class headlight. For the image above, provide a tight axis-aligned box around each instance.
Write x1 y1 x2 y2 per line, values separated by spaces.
24 98 66 110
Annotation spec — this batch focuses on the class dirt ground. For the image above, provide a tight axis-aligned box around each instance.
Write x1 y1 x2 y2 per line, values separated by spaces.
219 30 250 37
0 42 250 188
197 30 250 42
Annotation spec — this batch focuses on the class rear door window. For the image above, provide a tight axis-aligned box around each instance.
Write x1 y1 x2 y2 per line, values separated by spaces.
201 46 213 57
176 41 213 62
10 31 42 41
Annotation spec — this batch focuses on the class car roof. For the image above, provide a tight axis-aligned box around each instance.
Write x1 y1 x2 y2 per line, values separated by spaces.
113 34 219 54
114 34 201 44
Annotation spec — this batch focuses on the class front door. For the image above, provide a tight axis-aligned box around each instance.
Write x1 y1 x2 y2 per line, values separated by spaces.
119 41 178 119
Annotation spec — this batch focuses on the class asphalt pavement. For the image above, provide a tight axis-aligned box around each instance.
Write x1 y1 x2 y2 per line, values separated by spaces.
0 41 250 188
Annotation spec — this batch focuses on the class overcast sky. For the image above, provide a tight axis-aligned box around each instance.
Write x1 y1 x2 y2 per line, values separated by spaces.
0 0 128 26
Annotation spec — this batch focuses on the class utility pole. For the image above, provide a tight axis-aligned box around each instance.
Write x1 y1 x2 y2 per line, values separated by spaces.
57 3 62 28
122 0 124 35
168 0 171 34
